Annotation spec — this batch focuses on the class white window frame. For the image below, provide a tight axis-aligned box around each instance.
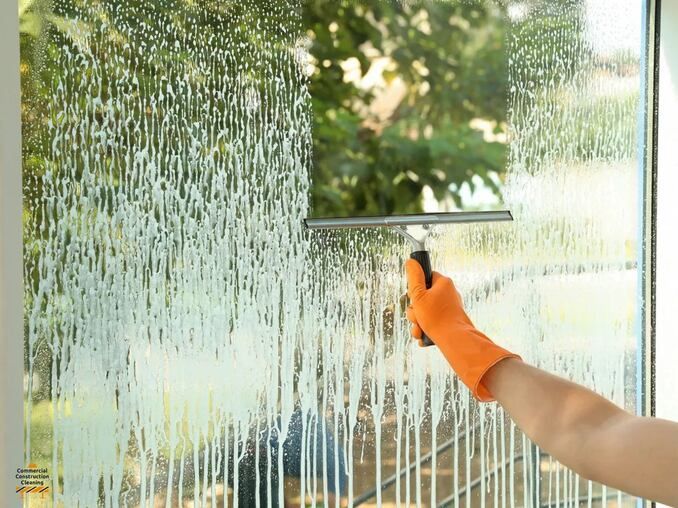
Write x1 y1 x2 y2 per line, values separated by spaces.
0 1 24 505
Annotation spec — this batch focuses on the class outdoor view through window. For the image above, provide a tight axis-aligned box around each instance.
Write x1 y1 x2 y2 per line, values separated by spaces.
20 0 644 506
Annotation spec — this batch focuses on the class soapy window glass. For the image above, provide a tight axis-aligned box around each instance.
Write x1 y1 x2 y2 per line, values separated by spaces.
20 0 645 506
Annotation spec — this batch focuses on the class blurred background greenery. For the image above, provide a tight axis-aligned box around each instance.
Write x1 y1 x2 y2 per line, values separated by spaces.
302 0 509 216
20 0 511 223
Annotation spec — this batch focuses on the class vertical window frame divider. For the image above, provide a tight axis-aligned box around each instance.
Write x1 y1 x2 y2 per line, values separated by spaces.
639 0 659 426
639 0 663 505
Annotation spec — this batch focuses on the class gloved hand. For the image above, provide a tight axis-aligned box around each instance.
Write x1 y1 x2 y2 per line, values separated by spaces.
405 259 521 402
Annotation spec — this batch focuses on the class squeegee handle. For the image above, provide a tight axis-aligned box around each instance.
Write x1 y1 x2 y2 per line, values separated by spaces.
409 250 435 347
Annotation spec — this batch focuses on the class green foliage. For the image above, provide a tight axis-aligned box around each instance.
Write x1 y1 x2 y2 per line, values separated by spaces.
20 0 510 223
304 0 508 215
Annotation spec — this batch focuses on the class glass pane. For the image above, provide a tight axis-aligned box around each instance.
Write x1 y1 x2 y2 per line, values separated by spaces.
20 0 645 506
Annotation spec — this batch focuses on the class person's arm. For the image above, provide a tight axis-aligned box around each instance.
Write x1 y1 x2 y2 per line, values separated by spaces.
484 358 678 506
404 260 678 506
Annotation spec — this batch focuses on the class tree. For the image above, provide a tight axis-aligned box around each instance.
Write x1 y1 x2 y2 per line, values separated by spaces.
303 0 509 216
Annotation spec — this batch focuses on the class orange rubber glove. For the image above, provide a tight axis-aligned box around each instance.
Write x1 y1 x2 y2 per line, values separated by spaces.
405 259 521 402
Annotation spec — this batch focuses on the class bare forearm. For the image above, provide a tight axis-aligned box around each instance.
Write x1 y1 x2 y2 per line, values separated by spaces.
484 358 678 505
484 359 621 472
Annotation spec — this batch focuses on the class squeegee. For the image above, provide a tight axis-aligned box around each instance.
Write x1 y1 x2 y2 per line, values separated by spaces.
303 210 513 347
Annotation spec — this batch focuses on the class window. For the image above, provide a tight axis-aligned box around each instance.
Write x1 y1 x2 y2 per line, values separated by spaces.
11 0 654 506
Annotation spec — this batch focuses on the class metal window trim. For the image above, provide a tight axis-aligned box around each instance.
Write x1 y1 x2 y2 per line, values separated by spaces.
639 0 659 423
639 0 678 427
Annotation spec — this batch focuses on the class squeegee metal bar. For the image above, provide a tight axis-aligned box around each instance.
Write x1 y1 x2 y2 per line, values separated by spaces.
303 210 513 230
